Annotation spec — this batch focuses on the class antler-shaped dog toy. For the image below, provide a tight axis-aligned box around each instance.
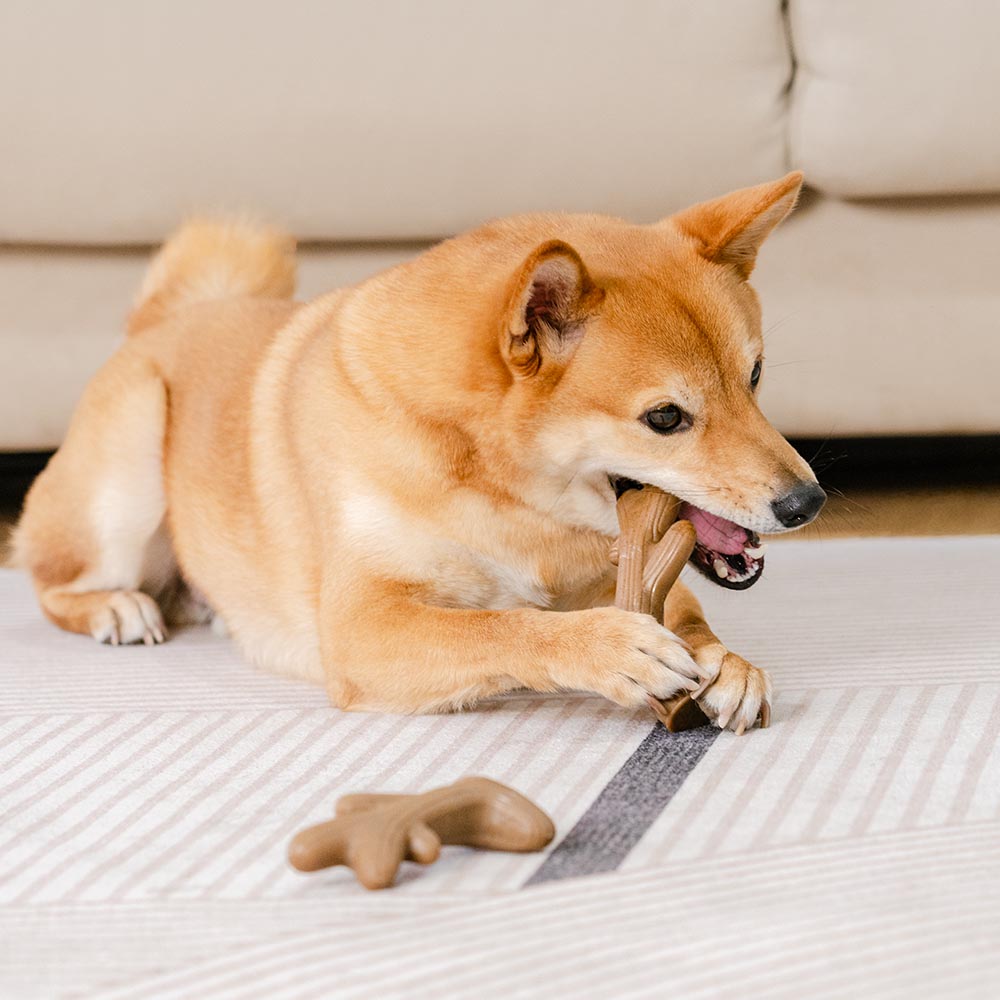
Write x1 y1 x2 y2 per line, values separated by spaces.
611 484 712 732
288 777 555 889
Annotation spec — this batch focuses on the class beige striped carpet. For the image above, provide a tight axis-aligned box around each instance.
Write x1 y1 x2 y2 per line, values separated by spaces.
2 536 999 999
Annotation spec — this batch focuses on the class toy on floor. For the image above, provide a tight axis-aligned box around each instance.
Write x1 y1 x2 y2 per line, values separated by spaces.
288 777 555 890
611 481 712 732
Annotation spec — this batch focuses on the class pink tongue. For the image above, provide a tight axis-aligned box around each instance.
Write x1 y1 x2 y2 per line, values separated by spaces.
678 503 748 555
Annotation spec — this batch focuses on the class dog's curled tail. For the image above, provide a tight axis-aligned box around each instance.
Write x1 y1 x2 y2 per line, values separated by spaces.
127 218 297 335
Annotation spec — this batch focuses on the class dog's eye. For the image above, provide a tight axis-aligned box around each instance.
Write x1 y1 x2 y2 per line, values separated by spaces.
644 405 686 434
750 360 762 389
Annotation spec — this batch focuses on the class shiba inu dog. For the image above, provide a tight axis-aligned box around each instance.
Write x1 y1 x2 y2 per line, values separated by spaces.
14 172 825 734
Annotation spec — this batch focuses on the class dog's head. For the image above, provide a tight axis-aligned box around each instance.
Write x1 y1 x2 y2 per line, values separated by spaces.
497 172 824 589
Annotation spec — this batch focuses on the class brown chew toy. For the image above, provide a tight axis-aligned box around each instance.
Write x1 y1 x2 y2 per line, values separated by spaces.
287 777 555 890
611 485 712 732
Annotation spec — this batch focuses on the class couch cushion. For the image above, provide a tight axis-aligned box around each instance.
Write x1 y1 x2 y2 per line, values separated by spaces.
0 1 791 244
789 1 1000 197
3 194 1000 451
752 193 1000 435
0 243 421 451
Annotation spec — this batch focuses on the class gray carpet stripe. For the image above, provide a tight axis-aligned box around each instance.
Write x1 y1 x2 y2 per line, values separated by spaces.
531 707 636 819
418 699 586 893
524 722 719 885
472 701 618 892
637 708 750 865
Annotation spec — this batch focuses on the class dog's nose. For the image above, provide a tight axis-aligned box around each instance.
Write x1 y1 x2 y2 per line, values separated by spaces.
771 483 827 528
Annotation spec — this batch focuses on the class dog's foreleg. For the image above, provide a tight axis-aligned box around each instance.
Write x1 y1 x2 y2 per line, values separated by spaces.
318 573 712 714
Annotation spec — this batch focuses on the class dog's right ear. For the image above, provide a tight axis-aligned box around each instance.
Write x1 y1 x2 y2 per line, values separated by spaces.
500 241 603 380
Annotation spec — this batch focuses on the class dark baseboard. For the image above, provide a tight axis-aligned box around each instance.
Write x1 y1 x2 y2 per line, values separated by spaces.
0 451 53 512
2 436 999 512
788 435 1000 489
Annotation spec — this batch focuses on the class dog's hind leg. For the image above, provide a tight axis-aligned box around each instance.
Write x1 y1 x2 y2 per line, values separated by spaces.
14 348 174 645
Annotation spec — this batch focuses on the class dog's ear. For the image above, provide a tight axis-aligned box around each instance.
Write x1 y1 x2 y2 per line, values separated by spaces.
501 241 603 380
668 172 803 279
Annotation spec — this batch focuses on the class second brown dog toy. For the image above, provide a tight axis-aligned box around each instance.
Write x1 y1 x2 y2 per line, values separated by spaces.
612 484 711 732
288 777 555 890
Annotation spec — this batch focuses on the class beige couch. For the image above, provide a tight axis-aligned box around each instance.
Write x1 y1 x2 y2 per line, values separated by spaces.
3 0 998 450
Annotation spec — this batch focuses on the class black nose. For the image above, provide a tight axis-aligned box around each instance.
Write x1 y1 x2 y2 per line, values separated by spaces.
771 483 827 528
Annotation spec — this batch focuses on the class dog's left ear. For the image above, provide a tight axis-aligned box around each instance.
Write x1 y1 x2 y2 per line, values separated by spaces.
501 241 603 380
668 172 803 279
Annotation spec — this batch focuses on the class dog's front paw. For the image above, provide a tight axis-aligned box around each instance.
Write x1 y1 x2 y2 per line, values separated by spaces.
553 607 712 710
693 646 771 735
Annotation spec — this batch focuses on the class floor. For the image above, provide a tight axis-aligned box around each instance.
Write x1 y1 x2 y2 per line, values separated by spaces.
3 486 1000 567
4 535 998 997
2 479 997 998
784 484 1000 538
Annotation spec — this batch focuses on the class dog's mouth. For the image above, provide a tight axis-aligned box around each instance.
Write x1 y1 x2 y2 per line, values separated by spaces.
609 476 764 590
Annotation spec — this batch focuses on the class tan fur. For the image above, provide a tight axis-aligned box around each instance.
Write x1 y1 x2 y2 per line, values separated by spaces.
16 174 820 730
126 218 296 334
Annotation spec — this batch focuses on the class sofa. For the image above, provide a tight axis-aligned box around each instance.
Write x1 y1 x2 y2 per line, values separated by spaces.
3 0 998 451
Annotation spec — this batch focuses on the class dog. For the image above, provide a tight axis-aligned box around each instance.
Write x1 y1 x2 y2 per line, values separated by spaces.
14 172 825 734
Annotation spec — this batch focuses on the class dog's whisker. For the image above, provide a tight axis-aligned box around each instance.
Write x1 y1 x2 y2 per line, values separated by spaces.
821 486 874 517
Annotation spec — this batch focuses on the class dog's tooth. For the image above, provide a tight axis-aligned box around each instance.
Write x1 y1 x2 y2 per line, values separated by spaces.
745 545 766 559
713 558 729 579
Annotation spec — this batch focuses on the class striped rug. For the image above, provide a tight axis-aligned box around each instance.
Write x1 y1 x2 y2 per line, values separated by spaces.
1 537 998 998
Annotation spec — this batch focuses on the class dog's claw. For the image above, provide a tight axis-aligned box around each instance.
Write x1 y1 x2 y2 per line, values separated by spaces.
760 700 771 729
88 591 167 647
692 679 712 700
734 719 747 736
